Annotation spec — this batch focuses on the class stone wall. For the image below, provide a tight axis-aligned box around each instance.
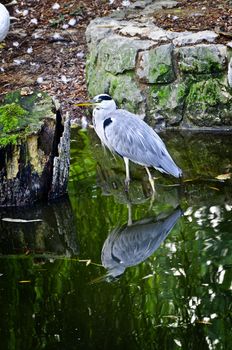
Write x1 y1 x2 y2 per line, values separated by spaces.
85 1 232 130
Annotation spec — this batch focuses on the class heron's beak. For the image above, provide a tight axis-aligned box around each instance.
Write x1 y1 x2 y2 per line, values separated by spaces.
75 101 97 107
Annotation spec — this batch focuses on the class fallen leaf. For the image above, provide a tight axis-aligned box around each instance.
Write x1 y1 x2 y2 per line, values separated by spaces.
215 173 231 180
196 320 212 325
208 186 220 191
18 280 31 284
2 218 42 223
183 178 198 182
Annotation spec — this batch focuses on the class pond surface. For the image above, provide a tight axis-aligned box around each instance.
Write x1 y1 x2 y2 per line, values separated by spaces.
0 128 232 350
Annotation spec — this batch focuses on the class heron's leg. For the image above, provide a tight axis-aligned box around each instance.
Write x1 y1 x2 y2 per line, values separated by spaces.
123 157 130 191
127 203 132 226
145 167 156 193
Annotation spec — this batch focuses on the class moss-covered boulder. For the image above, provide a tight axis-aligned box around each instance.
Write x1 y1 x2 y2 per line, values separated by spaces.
86 66 112 100
177 44 227 74
147 81 187 126
0 91 70 207
137 44 175 84
109 74 144 114
184 78 232 127
98 35 153 75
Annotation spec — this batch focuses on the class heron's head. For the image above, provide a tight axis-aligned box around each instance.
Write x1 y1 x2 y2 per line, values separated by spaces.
75 94 117 112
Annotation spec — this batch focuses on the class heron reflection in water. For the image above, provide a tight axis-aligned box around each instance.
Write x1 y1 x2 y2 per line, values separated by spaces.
101 207 182 280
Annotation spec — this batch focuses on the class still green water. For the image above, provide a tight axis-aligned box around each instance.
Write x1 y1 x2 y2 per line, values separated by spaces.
0 128 231 350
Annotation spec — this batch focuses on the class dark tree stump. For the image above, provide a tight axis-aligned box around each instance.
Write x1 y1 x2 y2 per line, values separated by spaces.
0 91 70 207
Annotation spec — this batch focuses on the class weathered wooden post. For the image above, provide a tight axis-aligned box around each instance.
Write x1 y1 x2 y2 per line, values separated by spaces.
0 91 70 207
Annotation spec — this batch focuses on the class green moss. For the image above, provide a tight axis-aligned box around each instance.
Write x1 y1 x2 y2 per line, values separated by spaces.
0 91 55 148
178 46 226 75
155 86 171 107
137 45 175 84
179 59 221 74
177 83 187 100
149 63 174 83
150 82 187 109
109 74 143 113
185 77 232 126
186 78 229 108
0 103 28 147
156 64 169 75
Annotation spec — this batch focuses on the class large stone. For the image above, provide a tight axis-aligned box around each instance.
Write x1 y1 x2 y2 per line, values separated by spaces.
86 65 144 114
120 24 170 42
98 35 153 75
173 30 218 46
177 44 227 74
184 78 232 127
137 44 175 83
147 81 187 126
86 18 123 44
109 74 145 114
86 64 112 98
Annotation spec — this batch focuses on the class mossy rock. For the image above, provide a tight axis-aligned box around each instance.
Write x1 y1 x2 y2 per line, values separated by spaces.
184 78 232 127
177 44 227 74
0 91 55 148
86 60 113 98
137 44 176 84
86 61 145 114
109 74 145 114
97 35 153 75
147 81 188 126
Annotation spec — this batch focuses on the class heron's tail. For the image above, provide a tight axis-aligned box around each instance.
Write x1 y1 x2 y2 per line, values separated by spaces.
156 158 182 178
170 164 182 178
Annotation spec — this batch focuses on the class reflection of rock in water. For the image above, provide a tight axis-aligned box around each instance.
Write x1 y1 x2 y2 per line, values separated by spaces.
101 208 182 278
0 197 79 257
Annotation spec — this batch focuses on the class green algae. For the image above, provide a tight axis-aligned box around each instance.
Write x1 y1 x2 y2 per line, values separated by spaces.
186 78 230 107
109 74 144 113
137 44 175 84
0 91 55 148
0 103 28 147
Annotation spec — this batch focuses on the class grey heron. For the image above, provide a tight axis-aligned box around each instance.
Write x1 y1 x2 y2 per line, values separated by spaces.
76 94 182 191
0 3 10 42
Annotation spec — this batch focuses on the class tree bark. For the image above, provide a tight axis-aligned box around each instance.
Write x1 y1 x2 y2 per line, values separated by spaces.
0 91 70 207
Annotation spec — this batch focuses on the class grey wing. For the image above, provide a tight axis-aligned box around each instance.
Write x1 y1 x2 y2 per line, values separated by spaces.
104 111 181 176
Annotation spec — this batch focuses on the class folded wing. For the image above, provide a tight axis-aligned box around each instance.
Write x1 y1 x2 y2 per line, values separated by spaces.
104 111 182 177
